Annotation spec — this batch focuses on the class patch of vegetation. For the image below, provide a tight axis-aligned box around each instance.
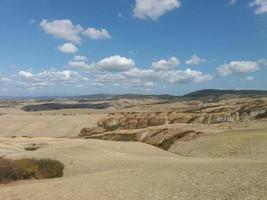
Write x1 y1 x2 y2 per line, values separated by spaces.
24 147 40 151
24 143 41 151
184 89 267 101
255 111 267 119
22 135 33 138
22 102 110 112
105 124 120 131
97 120 120 131
0 157 64 184
79 127 106 137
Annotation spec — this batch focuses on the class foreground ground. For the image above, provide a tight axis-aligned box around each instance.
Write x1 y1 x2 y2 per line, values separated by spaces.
0 136 266 200
0 97 266 199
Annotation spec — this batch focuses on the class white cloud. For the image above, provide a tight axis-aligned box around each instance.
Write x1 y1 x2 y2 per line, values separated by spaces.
67 54 213 87
68 55 135 73
68 61 93 71
244 76 254 81
82 28 111 40
96 73 127 84
123 67 213 84
40 19 112 44
73 55 88 61
18 69 88 90
12 56 214 92
133 0 181 20
58 43 78 54
0 76 11 84
186 54 206 65
228 0 238 5
0 76 11 91
95 55 135 72
18 71 34 78
95 72 156 89
217 59 267 76
124 68 159 80
249 0 267 14
144 81 155 87
152 57 180 71
165 69 213 83
40 19 82 44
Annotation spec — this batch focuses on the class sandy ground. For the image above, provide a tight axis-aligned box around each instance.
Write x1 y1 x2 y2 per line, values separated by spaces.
170 128 267 160
0 99 267 199
0 137 266 200
0 113 106 137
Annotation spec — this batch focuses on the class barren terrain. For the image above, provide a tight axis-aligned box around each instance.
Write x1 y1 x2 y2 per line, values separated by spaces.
0 95 266 200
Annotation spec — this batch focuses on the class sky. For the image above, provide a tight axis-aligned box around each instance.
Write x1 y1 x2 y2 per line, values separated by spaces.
0 0 267 97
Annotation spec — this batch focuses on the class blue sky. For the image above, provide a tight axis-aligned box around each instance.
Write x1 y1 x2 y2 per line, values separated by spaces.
0 0 267 96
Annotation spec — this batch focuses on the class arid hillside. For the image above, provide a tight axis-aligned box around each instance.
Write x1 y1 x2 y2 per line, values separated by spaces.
0 95 267 200
0 137 266 200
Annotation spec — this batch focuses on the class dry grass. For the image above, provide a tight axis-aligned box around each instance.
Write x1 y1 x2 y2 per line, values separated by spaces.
0 157 64 184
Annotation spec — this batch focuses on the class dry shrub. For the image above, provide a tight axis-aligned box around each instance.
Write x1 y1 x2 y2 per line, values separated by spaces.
0 157 64 183
24 147 40 151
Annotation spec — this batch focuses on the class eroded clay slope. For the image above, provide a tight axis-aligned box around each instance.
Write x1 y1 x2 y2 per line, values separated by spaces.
81 127 202 150
79 98 267 151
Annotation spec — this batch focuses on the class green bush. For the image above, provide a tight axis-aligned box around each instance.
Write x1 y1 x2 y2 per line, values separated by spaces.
0 157 64 183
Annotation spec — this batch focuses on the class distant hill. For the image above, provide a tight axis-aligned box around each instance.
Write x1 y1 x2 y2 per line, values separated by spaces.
184 89 267 101
74 94 178 101
1 89 267 101
73 90 267 102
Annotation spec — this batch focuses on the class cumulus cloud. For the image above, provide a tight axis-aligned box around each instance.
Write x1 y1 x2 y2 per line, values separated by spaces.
95 73 127 84
82 28 111 40
244 76 254 81
151 57 180 71
249 0 267 14
58 43 78 54
0 76 11 89
40 19 82 44
65 54 213 91
123 68 159 80
165 69 213 83
73 55 88 61
12 55 214 92
18 71 34 78
0 77 11 82
40 19 112 43
123 67 213 84
18 69 88 90
217 59 267 76
68 55 135 73
95 55 135 72
186 54 206 65
68 61 93 71
0 76 11 91
133 0 181 20
143 81 155 87
95 72 156 89
228 0 238 5
67 55 213 87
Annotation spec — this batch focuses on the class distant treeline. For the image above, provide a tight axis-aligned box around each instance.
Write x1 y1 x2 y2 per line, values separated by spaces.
22 102 111 112
3 89 267 102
